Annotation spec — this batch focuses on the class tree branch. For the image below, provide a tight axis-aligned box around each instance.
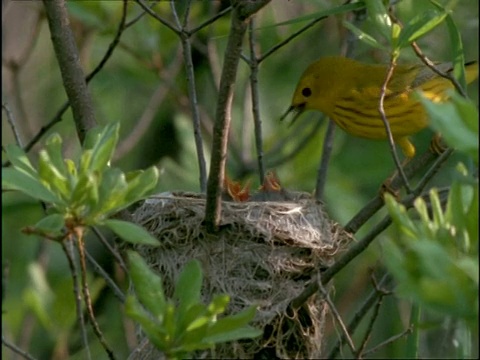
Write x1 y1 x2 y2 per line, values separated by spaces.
204 0 271 232
42 0 96 143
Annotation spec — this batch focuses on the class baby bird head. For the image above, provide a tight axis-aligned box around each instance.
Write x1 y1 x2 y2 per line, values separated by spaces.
281 56 357 124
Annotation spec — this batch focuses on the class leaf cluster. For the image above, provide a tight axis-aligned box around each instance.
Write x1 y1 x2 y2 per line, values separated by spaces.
125 252 262 359
2 122 159 245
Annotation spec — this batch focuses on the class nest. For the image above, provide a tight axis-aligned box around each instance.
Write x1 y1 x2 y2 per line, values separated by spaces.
128 192 351 359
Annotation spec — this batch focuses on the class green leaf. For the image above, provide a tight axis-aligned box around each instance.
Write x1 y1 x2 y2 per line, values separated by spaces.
174 260 203 314
384 194 418 238
205 305 258 339
4 144 38 178
103 219 159 246
44 133 68 177
259 2 365 29
70 173 99 214
96 168 128 214
445 176 465 229
79 149 93 174
206 294 230 316
88 122 119 172
34 214 65 234
179 324 213 351
342 21 387 50
364 0 392 42
124 167 159 203
464 184 478 247
178 303 209 333
204 326 262 344
2 168 62 204
127 251 166 319
38 150 70 200
417 92 478 164
23 263 54 331
124 295 169 351
429 188 445 226
163 302 177 340
429 0 466 89
397 9 447 48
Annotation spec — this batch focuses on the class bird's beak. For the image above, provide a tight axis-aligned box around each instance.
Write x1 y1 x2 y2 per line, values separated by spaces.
280 103 305 126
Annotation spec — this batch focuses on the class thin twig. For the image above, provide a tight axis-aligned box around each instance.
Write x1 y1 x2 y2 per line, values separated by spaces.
125 0 160 29
378 58 411 192
1 336 37 360
388 8 467 98
75 233 116 360
362 326 413 357
328 273 392 359
170 2 208 192
413 148 453 192
2 8 42 141
61 238 91 360
84 249 126 303
355 274 392 358
248 19 266 184
258 16 327 63
315 119 335 201
318 278 357 356
410 42 467 97
2 101 23 147
188 6 232 35
91 227 128 273
134 0 179 34
85 0 128 83
181 0 192 28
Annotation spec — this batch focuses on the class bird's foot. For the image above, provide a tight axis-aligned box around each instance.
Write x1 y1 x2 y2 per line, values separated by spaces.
429 133 449 155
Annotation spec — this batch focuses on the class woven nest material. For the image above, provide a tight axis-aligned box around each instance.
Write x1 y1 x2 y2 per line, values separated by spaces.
128 192 351 359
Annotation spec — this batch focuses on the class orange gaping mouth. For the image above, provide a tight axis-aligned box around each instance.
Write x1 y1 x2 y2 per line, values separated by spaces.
280 103 305 125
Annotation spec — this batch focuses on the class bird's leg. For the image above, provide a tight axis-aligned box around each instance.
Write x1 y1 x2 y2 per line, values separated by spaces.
429 133 448 155
379 158 411 200
379 137 414 199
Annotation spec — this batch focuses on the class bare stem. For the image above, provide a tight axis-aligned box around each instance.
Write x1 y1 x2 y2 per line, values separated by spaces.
61 238 91 360
1 336 37 360
42 0 97 143
171 1 208 192
328 273 392 359
378 58 411 192
248 19 266 184
2 100 23 147
85 249 126 303
318 278 357 356
75 231 116 360
315 119 335 201
204 0 271 232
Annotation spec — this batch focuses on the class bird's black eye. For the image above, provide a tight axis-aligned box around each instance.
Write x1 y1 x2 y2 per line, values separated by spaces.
302 87 312 97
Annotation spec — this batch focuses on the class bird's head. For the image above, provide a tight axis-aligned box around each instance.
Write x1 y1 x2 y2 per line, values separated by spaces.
281 56 355 124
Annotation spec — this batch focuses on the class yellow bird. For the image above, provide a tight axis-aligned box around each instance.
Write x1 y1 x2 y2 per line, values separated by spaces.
282 56 478 158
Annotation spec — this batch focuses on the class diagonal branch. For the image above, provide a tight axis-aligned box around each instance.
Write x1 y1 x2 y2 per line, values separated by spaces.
23 0 128 153
42 0 96 144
